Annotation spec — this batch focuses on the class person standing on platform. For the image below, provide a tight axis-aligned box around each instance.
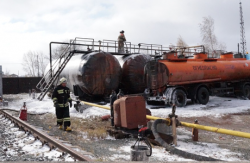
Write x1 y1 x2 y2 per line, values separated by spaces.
118 30 126 53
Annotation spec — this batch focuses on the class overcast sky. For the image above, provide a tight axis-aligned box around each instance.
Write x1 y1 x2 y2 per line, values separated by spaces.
0 0 250 76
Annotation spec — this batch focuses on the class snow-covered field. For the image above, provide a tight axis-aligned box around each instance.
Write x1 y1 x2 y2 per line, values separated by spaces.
2 93 250 161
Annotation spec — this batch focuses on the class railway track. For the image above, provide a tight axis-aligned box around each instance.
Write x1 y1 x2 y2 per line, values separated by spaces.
0 109 92 161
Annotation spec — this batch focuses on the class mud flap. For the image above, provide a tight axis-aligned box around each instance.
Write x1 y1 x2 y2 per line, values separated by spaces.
163 87 176 105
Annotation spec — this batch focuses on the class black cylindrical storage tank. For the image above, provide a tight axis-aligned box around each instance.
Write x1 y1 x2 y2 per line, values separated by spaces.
50 52 121 98
118 54 152 94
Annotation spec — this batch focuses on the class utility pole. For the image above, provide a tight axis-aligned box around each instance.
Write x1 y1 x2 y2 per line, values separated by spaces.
0 65 2 97
37 55 39 77
239 1 247 58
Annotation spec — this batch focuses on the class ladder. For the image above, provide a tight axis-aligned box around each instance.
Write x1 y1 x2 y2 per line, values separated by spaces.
36 44 75 101
150 62 158 89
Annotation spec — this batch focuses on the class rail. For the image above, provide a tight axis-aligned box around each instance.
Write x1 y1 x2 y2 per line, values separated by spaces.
80 100 250 139
0 109 92 161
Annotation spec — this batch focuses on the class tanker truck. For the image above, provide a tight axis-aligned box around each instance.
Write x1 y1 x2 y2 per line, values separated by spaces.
144 51 250 107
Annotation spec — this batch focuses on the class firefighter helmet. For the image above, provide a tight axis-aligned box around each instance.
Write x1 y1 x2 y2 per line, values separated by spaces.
59 77 67 84
120 30 124 33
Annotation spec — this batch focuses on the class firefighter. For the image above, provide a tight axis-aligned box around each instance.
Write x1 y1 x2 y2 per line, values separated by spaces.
52 77 72 131
118 30 126 53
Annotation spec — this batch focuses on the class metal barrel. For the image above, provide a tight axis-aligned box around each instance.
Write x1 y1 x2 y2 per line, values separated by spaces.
116 53 152 94
45 52 121 98
130 145 150 161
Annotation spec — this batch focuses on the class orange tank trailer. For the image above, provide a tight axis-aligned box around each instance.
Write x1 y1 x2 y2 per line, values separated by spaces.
144 56 250 107
158 58 250 86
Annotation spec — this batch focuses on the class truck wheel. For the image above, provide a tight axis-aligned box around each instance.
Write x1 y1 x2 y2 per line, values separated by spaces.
197 87 209 105
243 85 250 99
172 89 187 107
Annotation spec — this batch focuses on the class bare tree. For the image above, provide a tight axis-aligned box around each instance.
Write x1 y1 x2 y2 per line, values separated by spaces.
44 40 70 61
37 53 47 76
199 16 218 52
46 39 84 61
177 35 188 48
22 51 48 77
199 16 226 57
51 44 69 60
217 42 227 51
176 36 191 57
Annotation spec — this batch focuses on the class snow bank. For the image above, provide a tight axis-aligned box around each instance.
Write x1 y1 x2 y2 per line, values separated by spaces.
6 94 55 114
149 96 250 118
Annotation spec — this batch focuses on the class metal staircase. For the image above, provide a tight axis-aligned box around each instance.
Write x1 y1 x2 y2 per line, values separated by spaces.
36 45 74 101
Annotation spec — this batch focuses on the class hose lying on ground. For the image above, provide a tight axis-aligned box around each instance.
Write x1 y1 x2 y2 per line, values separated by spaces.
151 119 221 161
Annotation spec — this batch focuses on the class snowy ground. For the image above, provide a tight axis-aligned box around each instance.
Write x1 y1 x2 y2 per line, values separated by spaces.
1 93 250 161
107 130 243 162
5 93 250 119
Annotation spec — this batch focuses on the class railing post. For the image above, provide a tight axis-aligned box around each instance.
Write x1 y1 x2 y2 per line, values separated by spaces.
92 39 94 51
130 43 131 54
98 40 102 52
49 42 52 79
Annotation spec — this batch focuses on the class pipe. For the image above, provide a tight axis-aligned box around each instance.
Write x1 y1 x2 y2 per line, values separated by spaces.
80 101 110 110
146 115 171 125
80 100 250 139
180 122 250 139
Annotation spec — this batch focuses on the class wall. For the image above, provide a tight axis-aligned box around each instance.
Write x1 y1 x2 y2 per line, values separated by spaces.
0 66 2 96
3 77 42 94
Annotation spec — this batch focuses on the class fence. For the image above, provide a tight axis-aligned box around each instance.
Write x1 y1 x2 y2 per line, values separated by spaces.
3 77 42 94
